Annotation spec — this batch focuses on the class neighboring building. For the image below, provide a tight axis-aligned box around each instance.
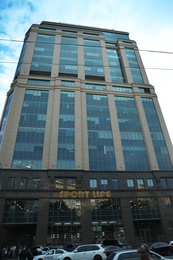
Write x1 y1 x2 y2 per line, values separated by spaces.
0 21 173 247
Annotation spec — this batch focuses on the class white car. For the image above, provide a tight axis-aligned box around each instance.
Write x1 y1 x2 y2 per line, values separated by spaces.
33 249 68 260
106 249 169 260
169 241 173 246
57 244 106 260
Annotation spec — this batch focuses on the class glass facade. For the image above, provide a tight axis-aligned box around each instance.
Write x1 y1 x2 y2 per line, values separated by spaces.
130 198 160 220
142 98 173 170
114 97 150 171
86 94 116 170
0 92 13 145
57 91 75 169
30 34 55 73
84 39 104 79
91 198 123 238
107 49 125 83
12 90 49 169
125 48 144 84
59 37 78 76
48 199 81 243
3 199 39 223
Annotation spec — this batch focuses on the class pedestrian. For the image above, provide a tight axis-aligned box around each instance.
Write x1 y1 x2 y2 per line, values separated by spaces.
137 243 153 260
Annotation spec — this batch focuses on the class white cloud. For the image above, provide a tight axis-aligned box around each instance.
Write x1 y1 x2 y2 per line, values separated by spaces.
0 0 173 144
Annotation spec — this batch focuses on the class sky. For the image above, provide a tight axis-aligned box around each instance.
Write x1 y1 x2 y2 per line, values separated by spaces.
0 0 173 144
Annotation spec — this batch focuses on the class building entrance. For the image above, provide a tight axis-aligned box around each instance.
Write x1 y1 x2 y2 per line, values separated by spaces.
139 229 151 243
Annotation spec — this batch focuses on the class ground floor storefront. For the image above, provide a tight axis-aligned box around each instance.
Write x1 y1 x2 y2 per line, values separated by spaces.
0 196 172 247
0 169 173 247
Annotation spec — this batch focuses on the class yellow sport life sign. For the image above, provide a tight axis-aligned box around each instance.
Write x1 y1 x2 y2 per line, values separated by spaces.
59 190 111 198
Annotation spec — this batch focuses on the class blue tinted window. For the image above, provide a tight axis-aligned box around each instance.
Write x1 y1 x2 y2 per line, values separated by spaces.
112 86 132 92
114 96 150 171
61 81 75 87
111 179 119 189
169 179 173 189
28 79 50 86
142 98 173 170
101 179 108 189
107 49 125 83
0 92 13 145
90 179 97 188
31 34 55 73
147 179 154 189
125 49 144 84
57 91 75 169
84 39 104 79
83 32 99 37
12 90 49 169
103 32 129 41
127 179 134 187
160 178 168 189
59 37 78 75
86 94 116 170
85 84 106 90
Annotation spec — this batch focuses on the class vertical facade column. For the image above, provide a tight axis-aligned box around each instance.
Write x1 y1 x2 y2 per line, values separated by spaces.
156 197 172 241
42 89 60 169
81 91 89 170
0 199 6 244
80 199 93 243
75 90 83 169
78 36 85 81
51 34 61 78
121 198 136 247
108 94 125 171
100 39 111 83
35 198 49 245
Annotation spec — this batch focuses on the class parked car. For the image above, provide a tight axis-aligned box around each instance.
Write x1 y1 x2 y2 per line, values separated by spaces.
57 244 106 260
149 242 173 256
107 249 169 260
102 239 131 249
103 246 122 257
169 241 173 246
18 248 34 260
30 246 45 256
33 249 67 260
65 243 81 252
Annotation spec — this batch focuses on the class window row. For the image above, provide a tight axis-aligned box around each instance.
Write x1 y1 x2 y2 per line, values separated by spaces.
6 177 173 190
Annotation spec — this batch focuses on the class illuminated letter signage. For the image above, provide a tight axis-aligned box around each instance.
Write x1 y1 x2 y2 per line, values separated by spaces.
59 191 111 198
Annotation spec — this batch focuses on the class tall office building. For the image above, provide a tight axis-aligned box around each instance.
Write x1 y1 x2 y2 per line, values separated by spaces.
0 21 173 247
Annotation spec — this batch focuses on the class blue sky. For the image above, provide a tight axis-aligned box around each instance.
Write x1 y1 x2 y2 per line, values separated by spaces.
0 0 173 143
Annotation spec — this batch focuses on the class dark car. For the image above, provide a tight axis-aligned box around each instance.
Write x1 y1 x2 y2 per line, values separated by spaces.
149 242 173 256
18 249 34 260
65 243 81 252
103 245 122 257
102 239 131 249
